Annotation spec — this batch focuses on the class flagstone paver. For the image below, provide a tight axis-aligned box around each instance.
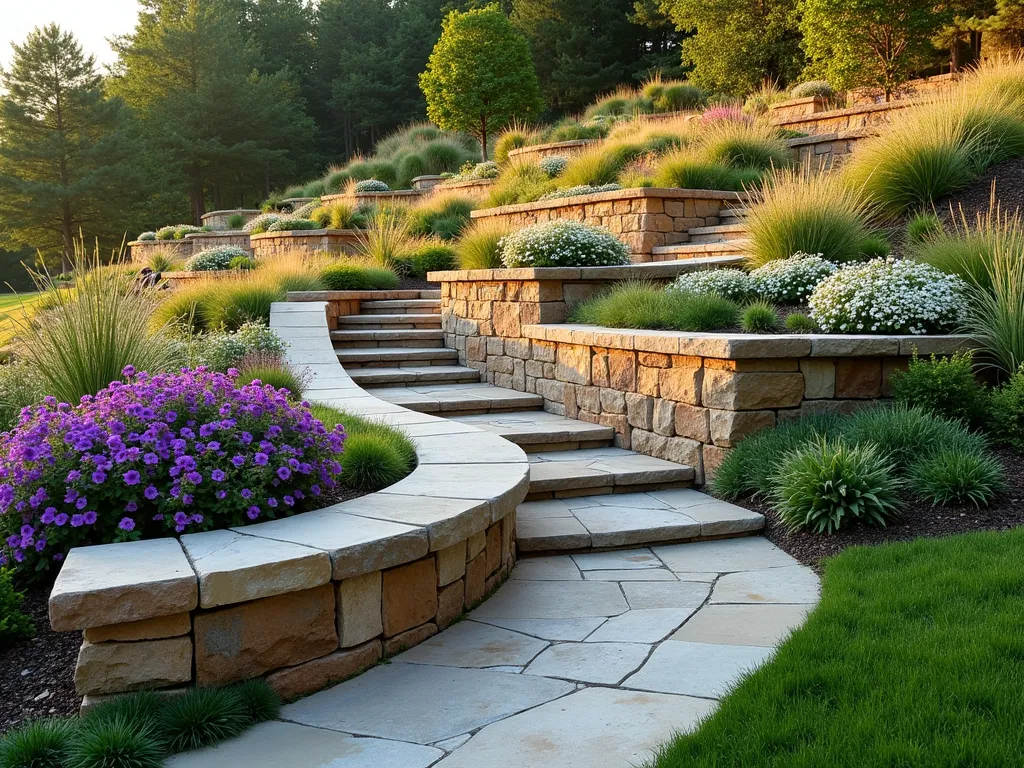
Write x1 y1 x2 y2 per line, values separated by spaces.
524 641 651 684
623 640 775 698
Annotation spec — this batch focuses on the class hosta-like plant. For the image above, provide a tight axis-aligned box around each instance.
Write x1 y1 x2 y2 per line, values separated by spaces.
750 252 837 303
772 438 903 534
498 219 630 268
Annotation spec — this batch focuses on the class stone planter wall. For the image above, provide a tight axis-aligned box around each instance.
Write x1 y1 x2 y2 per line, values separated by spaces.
772 101 910 137
434 268 971 483
250 229 363 260
770 96 835 121
322 190 423 209
785 128 879 172
469 188 742 262
433 177 496 197
128 239 193 264
186 231 252 255
412 175 445 191
49 298 528 708
848 72 956 105
200 209 260 230
506 139 597 164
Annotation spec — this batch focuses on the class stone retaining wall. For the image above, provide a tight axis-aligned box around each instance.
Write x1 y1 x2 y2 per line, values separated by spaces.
433 268 971 483
49 298 528 707
506 139 597 164
250 229 363 260
469 188 742 262
200 209 260 230
322 190 423 209
128 239 192 264
785 128 879 172
186 231 252 255
773 101 910 136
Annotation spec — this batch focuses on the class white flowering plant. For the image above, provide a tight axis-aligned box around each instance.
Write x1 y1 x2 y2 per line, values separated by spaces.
750 253 838 304
185 246 250 272
137 231 156 241
244 213 281 234
539 155 569 178
670 268 754 301
354 179 390 193
498 220 630 268
538 183 622 201
809 258 968 334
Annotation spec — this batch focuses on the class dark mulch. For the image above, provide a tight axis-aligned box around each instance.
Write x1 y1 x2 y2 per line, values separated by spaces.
747 447 1024 571
1 585 81 731
397 276 437 291
937 157 1024 222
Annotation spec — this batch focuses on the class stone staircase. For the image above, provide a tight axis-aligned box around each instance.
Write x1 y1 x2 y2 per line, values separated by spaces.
331 293 763 554
651 205 750 261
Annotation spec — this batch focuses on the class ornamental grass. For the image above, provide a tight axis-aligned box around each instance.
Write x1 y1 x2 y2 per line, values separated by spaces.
455 217 512 270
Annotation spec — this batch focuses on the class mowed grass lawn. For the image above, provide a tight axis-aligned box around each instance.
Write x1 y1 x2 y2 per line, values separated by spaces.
650 528 1024 767
0 292 41 345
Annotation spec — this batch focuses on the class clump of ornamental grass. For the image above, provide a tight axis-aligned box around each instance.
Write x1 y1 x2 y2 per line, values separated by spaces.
150 279 216 333
558 142 644 188
226 213 246 229
784 312 817 332
961 225 1024 374
570 280 739 332
407 193 474 240
695 118 792 171
232 679 282 723
909 448 1006 507
202 277 285 331
745 167 876 267
145 250 180 273
234 352 311 399
357 208 413 270
69 716 164 768
455 218 512 270
486 159 554 206
493 125 535 165
652 150 749 191
11 242 182 405
0 719 76 768
311 405 416 492
320 262 399 291
740 300 781 332
158 688 250 753
906 211 943 244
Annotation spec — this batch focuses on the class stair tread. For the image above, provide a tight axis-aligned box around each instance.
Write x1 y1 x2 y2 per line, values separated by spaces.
337 313 441 325
350 366 481 385
369 383 544 413
651 240 749 255
687 223 748 235
331 329 444 340
335 347 458 363
527 447 694 491
448 410 616 445
360 299 441 308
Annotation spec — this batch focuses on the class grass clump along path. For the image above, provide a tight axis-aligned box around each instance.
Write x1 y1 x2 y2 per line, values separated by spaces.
647 527 1024 767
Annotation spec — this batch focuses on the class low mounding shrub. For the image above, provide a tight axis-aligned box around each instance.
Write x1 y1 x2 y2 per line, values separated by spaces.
233 678 282 723
745 168 876 267
0 567 33 643
989 365 1024 451
234 356 310 398
156 225 203 240
0 719 75 767
319 263 400 291
655 83 703 112
354 179 390 193
539 155 568 177
400 243 457 278
0 368 345 578
789 80 836 100
243 213 281 234
266 218 319 232
455 218 511 270
740 300 781 332
773 439 903 534
671 268 754 301
809 258 968 334
785 312 817 332
889 352 990 429
909 448 1006 507
189 322 287 373
137 231 156 241
407 194 473 240
226 213 246 229
311 405 416 492
498 220 630 268
69 716 164 768
185 246 249 272
570 281 739 332
906 212 943 245
538 183 621 201
750 253 838 303
446 160 500 183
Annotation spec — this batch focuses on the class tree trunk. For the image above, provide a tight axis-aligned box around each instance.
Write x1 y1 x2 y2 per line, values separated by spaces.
190 162 205 224
480 113 488 162
60 201 74 274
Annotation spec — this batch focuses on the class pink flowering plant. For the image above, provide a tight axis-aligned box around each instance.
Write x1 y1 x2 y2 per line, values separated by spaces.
0 367 345 580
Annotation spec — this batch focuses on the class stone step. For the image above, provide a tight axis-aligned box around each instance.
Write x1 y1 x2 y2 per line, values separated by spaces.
650 240 749 260
516 487 764 552
335 347 459 368
447 411 616 452
349 365 482 386
525 447 693 499
417 290 441 299
360 299 441 315
336 313 442 329
686 223 748 244
719 207 749 220
330 329 445 349
368 383 544 414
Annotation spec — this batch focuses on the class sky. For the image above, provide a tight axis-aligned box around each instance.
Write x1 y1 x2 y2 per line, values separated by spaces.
2 0 142 71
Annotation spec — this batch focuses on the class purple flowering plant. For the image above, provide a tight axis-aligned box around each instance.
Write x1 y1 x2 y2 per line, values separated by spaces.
0 367 345 579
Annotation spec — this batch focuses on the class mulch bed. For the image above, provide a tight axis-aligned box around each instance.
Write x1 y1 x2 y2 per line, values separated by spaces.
747 447 1024 571
397 276 436 291
936 157 1024 222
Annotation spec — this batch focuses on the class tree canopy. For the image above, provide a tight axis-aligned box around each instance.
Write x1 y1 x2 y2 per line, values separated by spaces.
420 5 543 160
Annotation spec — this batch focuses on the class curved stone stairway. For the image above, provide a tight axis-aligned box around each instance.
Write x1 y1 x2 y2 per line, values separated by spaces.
167 293 820 768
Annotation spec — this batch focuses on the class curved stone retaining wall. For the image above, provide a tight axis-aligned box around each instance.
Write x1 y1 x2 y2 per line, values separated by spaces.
506 139 597 164
200 209 261 230
322 190 423 209
130 232 252 264
49 298 529 706
250 229 363 260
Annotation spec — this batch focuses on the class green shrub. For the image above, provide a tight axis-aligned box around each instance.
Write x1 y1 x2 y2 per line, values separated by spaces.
401 243 457 278
784 312 818 332
493 129 530 165
311 405 416 492
0 568 33 645
83 691 166 741
325 169 352 193
538 184 621 201
498 220 630 268
697 120 791 171
420 139 472 175
0 719 75 768
570 281 739 332
354 179 390 193
858 233 891 258
773 439 903 534
235 359 308 398
319 263 399 291
455 219 510 270
909 448 1006 507
0 359 45 432
69 716 163 768
671 268 754 301
889 352 989 428
656 83 704 112
740 300 780 332
136 231 156 241
158 688 249 753
546 122 604 141
750 253 837 303
303 180 326 198
186 246 249 272
711 414 840 500
486 160 553 206
203 283 284 331
745 168 875 267
989 365 1024 451
790 80 836 100
266 218 319 232
232 679 281 724
906 212 943 245
188 321 287 372
243 213 280 234
652 151 747 191
408 196 473 240
397 153 429 188
226 214 246 229
229 256 253 271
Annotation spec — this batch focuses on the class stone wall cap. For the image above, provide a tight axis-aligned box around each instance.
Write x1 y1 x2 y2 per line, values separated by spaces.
469 187 742 218
183 231 252 239
201 209 260 218
286 289 438 301
428 256 743 283
49 538 198 631
772 100 911 127
249 228 361 240
507 139 596 157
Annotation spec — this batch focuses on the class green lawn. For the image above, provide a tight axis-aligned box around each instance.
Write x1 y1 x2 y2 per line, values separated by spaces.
0 292 40 346
649 528 1024 767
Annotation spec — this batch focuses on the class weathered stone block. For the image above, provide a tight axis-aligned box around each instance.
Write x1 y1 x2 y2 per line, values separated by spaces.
625 392 654 430
659 364 703 405
266 641 381 701
607 350 637 391
599 388 626 414
437 580 465 629
84 613 191 644
834 359 882 399
194 585 337 687
710 410 776 447
382 559 438 637
702 445 732 483
637 366 660 396
674 404 711 443
577 385 602 413
436 541 467 586
336 571 382 648
639 352 670 368
532 340 556 363
465 552 487 608
702 369 804 410
800 359 836 399
76 637 192 696
631 430 702 470
467 530 486 560
485 523 502 576
653 399 675 436
383 623 438 656
536 378 566 404
555 344 591 385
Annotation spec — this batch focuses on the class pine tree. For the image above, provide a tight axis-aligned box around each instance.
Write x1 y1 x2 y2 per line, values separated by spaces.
0 25 148 268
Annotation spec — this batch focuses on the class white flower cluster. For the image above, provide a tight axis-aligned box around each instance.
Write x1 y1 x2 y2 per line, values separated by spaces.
137 231 156 241
809 258 968 334
290 199 321 218
446 161 499 182
354 178 390 192
539 155 568 178
670 268 752 300
185 246 250 272
498 219 630 268
244 213 280 234
750 253 838 304
538 183 622 201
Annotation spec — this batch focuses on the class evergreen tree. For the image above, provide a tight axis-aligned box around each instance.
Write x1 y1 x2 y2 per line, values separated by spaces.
659 0 805 95
420 5 543 160
0 25 149 268
986 0 1024 51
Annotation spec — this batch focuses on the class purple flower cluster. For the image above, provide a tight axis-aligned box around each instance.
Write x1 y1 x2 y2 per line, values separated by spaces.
0 367 345 579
